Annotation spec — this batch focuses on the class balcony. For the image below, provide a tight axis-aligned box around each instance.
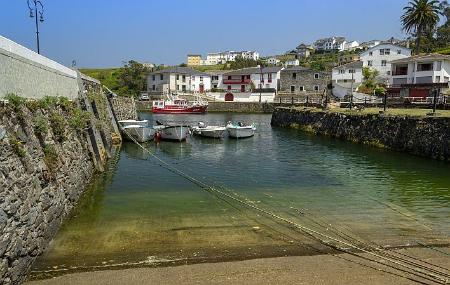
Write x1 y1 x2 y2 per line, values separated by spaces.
223 78 252 84
392 70 408 76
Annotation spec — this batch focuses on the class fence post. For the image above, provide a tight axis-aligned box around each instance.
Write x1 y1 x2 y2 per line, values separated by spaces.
291 96 294 105
433 89 438 115
306 96 309 108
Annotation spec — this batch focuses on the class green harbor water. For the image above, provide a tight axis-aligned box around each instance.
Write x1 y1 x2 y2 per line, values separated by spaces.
30 113 450 279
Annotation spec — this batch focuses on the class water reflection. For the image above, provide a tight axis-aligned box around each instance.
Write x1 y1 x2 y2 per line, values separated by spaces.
30 113 450 279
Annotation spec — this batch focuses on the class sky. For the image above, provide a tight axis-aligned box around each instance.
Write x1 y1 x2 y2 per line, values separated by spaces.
1 0 412 68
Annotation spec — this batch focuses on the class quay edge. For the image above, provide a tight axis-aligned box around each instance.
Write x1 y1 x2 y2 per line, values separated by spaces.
271 107 450 161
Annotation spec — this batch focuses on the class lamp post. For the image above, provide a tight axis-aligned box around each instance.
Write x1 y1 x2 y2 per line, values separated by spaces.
27 0 44 54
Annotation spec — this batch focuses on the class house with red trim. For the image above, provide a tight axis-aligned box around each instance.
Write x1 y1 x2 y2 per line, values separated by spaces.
389 54 450 98
214 66 283 102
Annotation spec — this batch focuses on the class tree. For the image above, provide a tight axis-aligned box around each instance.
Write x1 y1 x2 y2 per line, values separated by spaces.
401 0 441 54
435 1 450 47
117 60 150 97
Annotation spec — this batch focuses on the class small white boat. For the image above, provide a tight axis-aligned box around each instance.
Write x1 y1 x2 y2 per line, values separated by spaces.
122 125 155 143
118 119 149 128
226 122 256 139
153 120 189 141
191 122 226 138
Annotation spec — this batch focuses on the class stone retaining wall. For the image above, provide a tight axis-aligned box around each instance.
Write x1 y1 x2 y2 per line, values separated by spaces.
0 95 117 283
206 102 275 113
0 36 79 100
271 108 450 161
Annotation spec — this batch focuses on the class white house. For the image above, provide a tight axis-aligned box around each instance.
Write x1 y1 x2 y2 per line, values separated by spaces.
332 61 364 84
389 54 450 97
285 59 300 67
147 67 211 94
344 41 360 51
360 43 411 82
266 57 281 65
331 61 363 98
206 70 228 90
210 66 283 102
314 37 346 52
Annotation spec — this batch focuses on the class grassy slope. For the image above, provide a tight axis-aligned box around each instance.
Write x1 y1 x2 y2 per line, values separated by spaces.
79 68 122 91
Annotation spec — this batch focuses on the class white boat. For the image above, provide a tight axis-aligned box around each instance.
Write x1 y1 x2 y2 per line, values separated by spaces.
122 125 155 143
191 122 226 138
118 119 149 128
158 125 190 141
226 122 256 139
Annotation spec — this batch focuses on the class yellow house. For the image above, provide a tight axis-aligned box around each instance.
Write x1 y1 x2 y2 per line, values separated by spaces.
187 55 201 66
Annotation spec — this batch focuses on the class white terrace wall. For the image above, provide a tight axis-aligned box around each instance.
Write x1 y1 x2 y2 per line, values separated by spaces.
0 35 79 100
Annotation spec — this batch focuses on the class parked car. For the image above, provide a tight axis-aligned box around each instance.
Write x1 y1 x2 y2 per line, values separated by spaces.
140 94 149 101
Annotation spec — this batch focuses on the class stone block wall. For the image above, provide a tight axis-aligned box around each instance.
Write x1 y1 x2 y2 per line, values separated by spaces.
0 93 118 283
280 68 330 95
0 36 79 100
271 108 450 161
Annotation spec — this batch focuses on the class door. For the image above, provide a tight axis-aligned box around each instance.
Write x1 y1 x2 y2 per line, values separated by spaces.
409 88 429 98
199 84 204 93
241 85 245 92
225 92 234 101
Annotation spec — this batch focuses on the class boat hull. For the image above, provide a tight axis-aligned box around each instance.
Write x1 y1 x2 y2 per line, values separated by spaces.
152 105 207 114
227 126 255 138
159 126 189 141
193 127 226 138
123 126 155 143
118 120 149 127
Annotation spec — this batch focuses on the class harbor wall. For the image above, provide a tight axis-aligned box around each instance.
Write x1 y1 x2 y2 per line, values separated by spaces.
0 36 121 283
0 35 79 100
0 90 120 284
271 108 450 161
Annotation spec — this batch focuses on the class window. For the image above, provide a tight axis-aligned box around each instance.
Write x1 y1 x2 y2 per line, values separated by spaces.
213 84 217 88
437 61 442 71
177 85 180 91
387 71 391 75
397 50 402 55
152 75 155 81
241 85 245 92
299 86 304 91
379 49 385 55
293 73 297 79
182 75 186 82
339 70 345 74
160 74 163 80
228 76 232 80
314 85 320 91
385 49 390 55
246 75 250 79
176 75 180 80
192 76 195 80
152 85 155 91
349 69 355 73
436 76 441 82
260 73 264 83
381 60 387 67
227 85 231 90
314 73 319 79
290 86 295 92
200 76 203 82
369 51 373 56
367 61 373 67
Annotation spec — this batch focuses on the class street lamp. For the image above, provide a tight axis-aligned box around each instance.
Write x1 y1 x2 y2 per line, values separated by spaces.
259 65 263 103
27 0 44 54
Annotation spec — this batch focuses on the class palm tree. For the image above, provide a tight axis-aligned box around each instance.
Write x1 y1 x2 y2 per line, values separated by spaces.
401 0 441 54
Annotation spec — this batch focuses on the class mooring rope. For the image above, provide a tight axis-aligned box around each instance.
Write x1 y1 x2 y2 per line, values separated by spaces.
122 128 450 284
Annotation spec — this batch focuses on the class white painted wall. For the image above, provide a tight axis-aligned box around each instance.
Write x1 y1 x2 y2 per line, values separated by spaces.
360 44 411 81
332 67 363 84
190 74 211 92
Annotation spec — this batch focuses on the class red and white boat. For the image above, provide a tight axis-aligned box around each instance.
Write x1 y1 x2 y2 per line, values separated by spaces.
152 95 208 114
